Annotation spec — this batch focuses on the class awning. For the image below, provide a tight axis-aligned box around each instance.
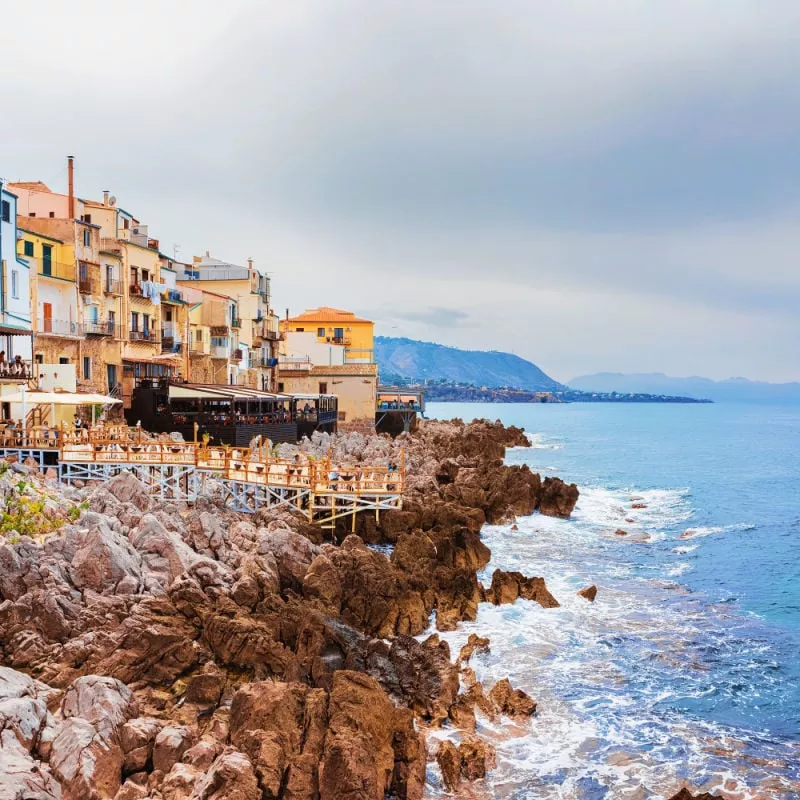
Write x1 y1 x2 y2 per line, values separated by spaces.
168 383 285 402
0 326 33 336
0 390 122 405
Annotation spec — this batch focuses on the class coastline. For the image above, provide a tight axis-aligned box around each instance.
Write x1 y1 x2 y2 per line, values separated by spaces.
0 417 583 800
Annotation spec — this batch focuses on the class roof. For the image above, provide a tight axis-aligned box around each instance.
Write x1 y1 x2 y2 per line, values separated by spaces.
286 307 372 324
169 383 285 402
8 181 52 192
18 227 64 243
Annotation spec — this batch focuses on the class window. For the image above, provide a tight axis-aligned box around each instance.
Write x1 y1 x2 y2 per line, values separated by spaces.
296 327 304 332
83 229 91 247
195 329 202 342
131 267 138 284
123 218 130 230
59 357 69 365
84 214 91 224
23 240 34 257
35 354 43 364
11 270 18 299
143 314 150 334
108 310 116 325
83 357 91 380
319 382 328 394
41 244 53 276
142 269 149 281
317 327 325 337
165 309 172 322
277 382 284 393
131 312 139 331
48 211 55 218
1 200 10 222
29 212 36 217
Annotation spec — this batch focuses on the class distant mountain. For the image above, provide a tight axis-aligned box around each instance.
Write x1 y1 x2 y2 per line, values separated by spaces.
375 337 563 391
569 372 800 403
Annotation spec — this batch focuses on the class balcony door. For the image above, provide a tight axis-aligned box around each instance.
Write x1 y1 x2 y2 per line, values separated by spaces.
42 245 53 277
42 302 53 333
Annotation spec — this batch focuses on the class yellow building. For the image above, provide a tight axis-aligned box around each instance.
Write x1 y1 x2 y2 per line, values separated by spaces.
281 307 375 360
279 307 378 424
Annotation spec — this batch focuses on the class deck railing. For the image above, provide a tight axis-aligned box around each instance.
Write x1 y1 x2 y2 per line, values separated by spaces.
0 424 405 494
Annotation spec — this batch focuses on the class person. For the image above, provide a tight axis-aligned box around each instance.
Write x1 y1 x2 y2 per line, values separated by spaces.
73 413 83 434
328 466 339 490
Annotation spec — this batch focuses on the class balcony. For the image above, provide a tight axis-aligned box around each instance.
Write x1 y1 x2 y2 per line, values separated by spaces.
211 345 230 359
164 288 183 304
189 343 209 355
35 259 75 282
83 320 118 337
0 360 33 381
345 348 374 364
129 283 143 296
129 330 158 343
79 278 99 294
233 348 243 360
261 320 282 340
231 317 242 329
38 318 81 337
249 354 277 369
104 279 122 295
161 337 183 354
278 355 312 372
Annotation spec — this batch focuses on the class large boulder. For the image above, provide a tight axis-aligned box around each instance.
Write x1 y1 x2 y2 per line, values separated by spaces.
488 678 537 718
68 523 143 595
537 476 579 518
483 570 560 608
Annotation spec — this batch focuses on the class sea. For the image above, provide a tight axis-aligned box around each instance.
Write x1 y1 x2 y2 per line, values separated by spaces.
423 401 800 799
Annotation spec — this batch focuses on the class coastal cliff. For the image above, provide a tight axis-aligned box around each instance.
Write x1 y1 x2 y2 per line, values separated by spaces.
0 418 579 800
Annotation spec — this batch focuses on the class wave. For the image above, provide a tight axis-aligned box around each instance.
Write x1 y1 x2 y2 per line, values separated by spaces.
679 522 757 540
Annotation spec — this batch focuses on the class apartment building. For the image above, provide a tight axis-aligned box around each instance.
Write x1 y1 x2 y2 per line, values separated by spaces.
279 307 379 423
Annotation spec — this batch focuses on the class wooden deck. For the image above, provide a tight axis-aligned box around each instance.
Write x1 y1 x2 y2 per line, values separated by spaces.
0 425 404 527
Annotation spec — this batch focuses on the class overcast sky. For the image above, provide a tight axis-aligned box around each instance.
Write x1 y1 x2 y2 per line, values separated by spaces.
3 1 799 382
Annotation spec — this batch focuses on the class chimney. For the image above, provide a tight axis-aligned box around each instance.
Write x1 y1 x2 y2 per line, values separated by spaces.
103 190 110 207
205 250 210 258
67 156 75 219
247 258 253 271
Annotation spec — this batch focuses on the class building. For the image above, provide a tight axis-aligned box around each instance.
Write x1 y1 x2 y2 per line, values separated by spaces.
0 183 34 420
176 254 281 390
279 307 378 424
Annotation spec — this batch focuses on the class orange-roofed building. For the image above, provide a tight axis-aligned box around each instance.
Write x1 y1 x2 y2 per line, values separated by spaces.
279 307 377 425
280 307 374 354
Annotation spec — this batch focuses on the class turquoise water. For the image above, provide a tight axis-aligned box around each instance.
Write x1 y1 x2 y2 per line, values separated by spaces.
426 402 800 798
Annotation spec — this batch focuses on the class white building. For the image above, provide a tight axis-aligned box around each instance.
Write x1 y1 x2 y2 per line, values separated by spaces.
0 183 33 362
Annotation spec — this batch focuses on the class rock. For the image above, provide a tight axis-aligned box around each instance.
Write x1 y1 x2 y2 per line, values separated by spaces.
182 736 222 770
152 725 195 774
483 570 560 608
459 735 496 780
615 529 628 536
0 730 62 800
537 476 579 518
436 740 461 792
115 777 150 800
320 671 396 800
257 527 322 591
50 717 125 800
667 791 722 800
302 553 342 611
184 663 224 707
120 717 162 774
448 693 476 730
102 472 152 511
160 762 202 800
578 585 597 602
631 503 648 509
68 523 143 594
488 678 536 718
0 666 52 752
61 675 138 742
192 749 261 800
458 633 490 665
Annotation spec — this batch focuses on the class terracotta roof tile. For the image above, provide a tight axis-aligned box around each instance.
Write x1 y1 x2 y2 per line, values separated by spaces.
286 307 372 324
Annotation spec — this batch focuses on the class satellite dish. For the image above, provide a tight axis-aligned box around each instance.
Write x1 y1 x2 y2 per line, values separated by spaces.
109 196 117 207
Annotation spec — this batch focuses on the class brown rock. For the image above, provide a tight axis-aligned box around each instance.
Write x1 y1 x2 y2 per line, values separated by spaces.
152 725 195 774
321 671 396 800
436 740 461 792
458 633 490 665
537 476 579 518
631 503 648 509
484 570 560 608
615 529 628 536
488 678 536 718
448 694 477 731
667 791 722 800
578 585 598 602
193 749 261 800
184 663 224 707
459 735 496 780
120 717 162 774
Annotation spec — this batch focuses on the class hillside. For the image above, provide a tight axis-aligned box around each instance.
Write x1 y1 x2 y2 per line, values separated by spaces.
569 372 800 403
374 337 563 391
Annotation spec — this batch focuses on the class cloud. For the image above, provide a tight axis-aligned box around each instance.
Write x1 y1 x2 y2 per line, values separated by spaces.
380 307 476 329
3 1 800 381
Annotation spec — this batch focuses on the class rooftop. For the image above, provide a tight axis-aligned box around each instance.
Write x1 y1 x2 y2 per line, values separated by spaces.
286 307 372 324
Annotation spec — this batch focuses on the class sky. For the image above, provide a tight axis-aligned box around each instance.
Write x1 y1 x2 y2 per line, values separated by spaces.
2 0 799 383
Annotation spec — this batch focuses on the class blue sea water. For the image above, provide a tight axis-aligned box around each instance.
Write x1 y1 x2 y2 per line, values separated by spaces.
425 402 800 799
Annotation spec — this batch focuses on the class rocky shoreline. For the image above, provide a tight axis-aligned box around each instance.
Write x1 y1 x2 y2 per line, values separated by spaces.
0 418 710 799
